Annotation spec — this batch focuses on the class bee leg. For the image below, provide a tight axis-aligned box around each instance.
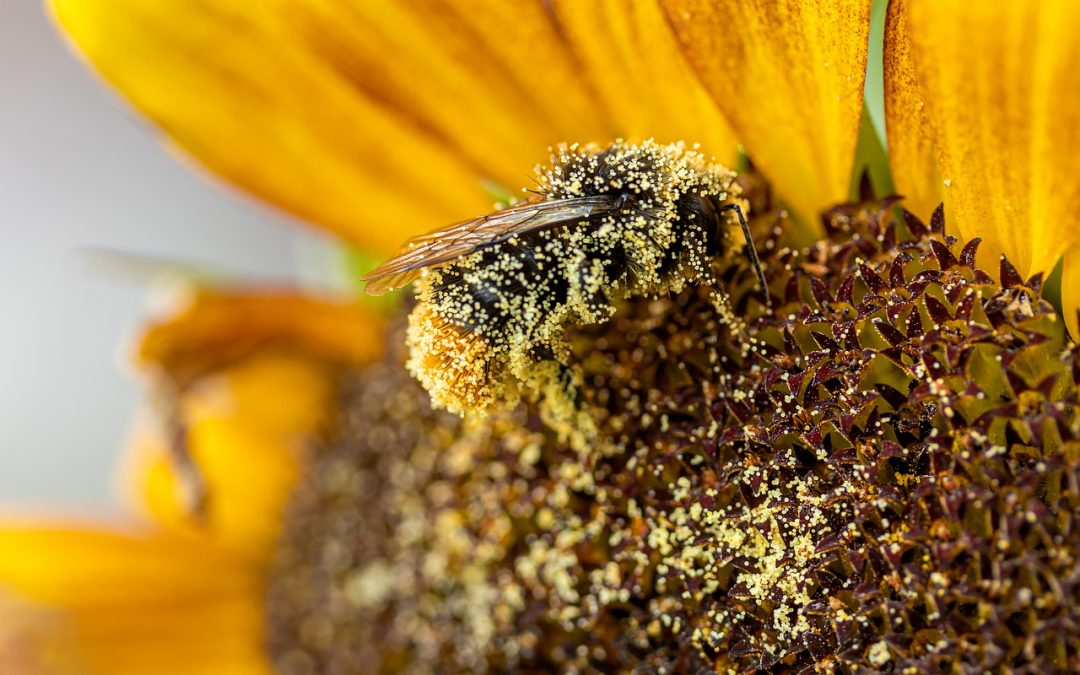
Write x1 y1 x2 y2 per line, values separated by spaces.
528 342 583 410
706 282 766 362
555 360 584 409
715 202 771 307
571 258 617 325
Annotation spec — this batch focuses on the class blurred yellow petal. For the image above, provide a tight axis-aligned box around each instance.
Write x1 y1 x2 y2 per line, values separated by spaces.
547 0 739 163
0 527 270 675
882 0 941 220
128 289 382 560
0 528 248 610
894 0 1080 277
662 0 871 229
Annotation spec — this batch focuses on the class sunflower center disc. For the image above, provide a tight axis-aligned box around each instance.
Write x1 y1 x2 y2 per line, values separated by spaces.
265 182 1080 673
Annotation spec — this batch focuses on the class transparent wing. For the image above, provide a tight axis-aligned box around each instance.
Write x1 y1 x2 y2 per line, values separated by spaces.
362 195 616 295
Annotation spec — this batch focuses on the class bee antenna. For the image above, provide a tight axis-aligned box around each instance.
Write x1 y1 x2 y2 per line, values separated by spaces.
717 202 771 307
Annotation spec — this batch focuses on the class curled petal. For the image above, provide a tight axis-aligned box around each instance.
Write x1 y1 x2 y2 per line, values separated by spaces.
662 0 871 230
129 289 382 560
892 0 1080 278
135 288 383 389
124 354 329 563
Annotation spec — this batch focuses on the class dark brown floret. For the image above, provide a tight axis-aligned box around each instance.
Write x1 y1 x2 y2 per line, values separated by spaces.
266 178 1079 674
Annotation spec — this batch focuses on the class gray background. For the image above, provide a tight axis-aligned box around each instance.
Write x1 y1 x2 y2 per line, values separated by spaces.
0 2 327 508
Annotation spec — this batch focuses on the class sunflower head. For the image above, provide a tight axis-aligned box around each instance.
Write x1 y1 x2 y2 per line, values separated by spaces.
260 174 1079 672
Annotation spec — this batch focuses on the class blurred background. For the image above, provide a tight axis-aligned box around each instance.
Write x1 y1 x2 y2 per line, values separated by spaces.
0 3 332 508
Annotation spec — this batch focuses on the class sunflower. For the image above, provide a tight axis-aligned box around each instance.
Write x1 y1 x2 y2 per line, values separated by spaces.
3 0 1079 672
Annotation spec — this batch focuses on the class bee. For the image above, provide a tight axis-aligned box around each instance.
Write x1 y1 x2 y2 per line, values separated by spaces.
363 140 768 415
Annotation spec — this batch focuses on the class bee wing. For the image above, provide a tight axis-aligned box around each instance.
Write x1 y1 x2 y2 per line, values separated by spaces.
362 195 616 295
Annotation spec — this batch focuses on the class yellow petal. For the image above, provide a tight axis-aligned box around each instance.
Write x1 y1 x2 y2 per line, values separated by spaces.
128 289 381 560
49 0 488 253
882 0 942 220
283 0 611 186
0 526 271 675
547 0 739 163
894 0 1080 278
48 0 620 252
662 0 871 230
1064 246 1079 339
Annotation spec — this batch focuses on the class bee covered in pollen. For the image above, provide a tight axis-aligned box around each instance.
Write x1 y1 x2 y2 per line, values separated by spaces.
363 140 768 416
